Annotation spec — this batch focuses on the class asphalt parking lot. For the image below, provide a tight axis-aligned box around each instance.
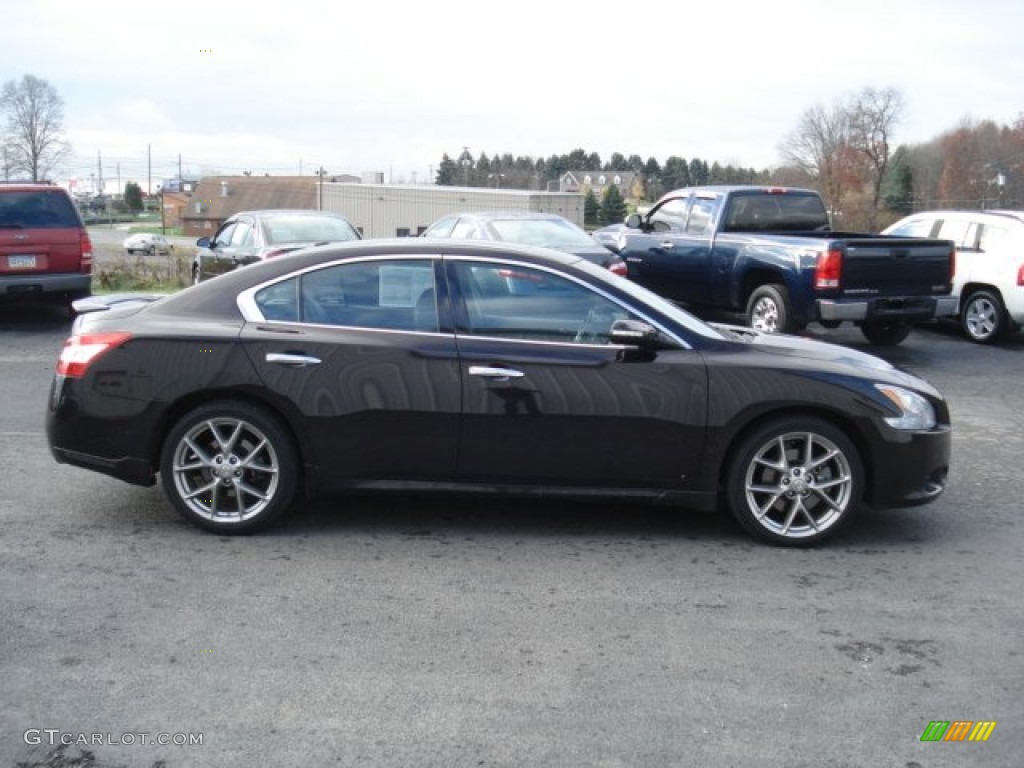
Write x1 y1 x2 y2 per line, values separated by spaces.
1 304 1021 768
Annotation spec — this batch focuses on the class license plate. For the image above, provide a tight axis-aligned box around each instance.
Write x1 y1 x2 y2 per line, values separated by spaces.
8 255 37 269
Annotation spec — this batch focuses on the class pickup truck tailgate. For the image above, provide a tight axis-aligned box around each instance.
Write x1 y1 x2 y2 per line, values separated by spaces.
840 238 953 297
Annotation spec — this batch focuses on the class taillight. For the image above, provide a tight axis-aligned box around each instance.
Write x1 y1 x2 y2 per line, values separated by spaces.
56 332 132 378
949 247 956 285
80 231 93 273
814 249 842 290
1017 264 1023 287
607 260 628 277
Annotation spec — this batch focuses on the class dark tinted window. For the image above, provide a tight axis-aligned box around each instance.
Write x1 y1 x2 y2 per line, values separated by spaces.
0 189 81 229
262 214 359 244
723 193 830 232
452 261 631 343
256 260 438 331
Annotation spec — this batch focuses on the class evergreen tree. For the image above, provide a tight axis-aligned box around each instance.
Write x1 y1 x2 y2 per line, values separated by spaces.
882 153 915 213
436 153 457 185
123 181 143 212
599 184 627 225
584 189 600 227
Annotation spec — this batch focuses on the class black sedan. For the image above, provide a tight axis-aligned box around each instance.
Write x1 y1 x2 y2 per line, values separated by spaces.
46 240 950 545
192 209 360 283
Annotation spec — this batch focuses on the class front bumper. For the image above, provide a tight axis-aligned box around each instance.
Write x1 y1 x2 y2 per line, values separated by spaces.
868 424 951 509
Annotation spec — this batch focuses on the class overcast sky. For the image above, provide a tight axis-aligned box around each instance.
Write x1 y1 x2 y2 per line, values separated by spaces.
6 0 1023 191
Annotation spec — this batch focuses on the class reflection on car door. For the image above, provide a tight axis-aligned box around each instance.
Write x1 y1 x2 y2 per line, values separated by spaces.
446 258 708 488
240 258 461 486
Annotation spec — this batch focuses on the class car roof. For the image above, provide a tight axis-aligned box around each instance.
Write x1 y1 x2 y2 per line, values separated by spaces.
896 209 1024 222
454 211 576 222
229 209 352 219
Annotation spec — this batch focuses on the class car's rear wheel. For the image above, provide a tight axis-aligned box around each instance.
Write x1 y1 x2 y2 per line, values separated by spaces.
860 320 912 346
961 289 1006 343
147 245 156 256
726 418 862 546
191 263 201 285
160 401 297 533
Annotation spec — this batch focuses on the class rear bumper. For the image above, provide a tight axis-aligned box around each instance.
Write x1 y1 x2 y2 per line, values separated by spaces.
817 296 959 322
0 273 91 298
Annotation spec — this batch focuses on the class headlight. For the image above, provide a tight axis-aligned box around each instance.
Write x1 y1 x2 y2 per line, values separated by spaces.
874 384 936 430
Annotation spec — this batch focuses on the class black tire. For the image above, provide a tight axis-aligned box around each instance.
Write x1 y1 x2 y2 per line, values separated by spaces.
746 284 798 334
726 417 863 546
960 289 1007 344
147 245 156 256
160 401 297 534
860 320 912 346
192 263 202 285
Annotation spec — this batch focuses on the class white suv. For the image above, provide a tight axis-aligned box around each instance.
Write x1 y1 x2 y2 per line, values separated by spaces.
883 210 1024 343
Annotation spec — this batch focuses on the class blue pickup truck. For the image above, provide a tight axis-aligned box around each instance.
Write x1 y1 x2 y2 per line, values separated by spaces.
596 185 958 345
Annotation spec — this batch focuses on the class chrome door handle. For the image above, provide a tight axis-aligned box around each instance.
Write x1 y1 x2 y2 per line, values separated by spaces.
468 365 525 381
266 352 322 367
660 241 674 249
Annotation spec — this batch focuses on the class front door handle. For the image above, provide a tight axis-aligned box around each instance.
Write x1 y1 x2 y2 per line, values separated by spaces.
266 352 322 367
468 365 525 381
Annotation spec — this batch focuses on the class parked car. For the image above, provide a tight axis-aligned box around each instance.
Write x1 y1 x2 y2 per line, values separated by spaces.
422 211 627 275
882 210 1024 343
192 209 360 283
123 232 173 256
0 183 92 307
47 239 951 546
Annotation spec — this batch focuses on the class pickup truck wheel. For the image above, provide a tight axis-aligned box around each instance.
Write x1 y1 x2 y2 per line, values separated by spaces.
746 284 794 334
961 290 1006 343
860 320 912 346
726 417 862 546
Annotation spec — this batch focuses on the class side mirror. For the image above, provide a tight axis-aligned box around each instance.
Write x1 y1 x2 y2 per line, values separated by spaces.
196 237 211 248
610 319 659 348
625 213 643 229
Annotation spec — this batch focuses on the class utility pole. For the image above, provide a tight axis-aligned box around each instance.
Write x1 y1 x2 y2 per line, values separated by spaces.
147 144 152 196
317 167 325 210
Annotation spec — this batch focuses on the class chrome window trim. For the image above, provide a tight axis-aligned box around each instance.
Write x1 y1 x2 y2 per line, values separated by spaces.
236 251 701 351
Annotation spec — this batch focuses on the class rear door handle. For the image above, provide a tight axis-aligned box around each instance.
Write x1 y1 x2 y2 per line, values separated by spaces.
266 352 322 367
468 365 524 381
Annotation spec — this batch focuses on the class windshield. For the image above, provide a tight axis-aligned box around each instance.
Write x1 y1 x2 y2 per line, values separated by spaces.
264 215 359 244
489 218 596 248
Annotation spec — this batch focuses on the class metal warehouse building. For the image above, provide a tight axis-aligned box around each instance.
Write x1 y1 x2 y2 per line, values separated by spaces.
320 184 585 238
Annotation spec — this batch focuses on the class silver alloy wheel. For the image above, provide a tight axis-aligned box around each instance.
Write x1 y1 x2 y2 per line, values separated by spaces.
742 430 853 539
964 294 999 341
750 296 780 332
171 417 280 523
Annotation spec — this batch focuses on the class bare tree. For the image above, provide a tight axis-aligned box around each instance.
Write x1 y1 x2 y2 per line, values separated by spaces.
1 74 70 181
778 101 851 212
848 87 905 218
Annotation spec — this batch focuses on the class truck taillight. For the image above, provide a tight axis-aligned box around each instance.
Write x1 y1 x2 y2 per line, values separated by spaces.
81 231 93 273
814 249 842 289
56 332 132 378
608 260 628 277
949 247 956 285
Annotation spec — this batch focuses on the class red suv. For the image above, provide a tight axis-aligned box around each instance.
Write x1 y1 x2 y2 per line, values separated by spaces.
0 183 93 307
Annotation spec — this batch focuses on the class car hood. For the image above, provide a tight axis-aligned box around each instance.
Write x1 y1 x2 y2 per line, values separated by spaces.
710 323 941 396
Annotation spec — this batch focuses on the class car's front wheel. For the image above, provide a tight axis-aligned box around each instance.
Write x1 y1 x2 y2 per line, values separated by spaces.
191 263 201 285
961 289 1007 343
160 401 298 533
726 418 863 546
